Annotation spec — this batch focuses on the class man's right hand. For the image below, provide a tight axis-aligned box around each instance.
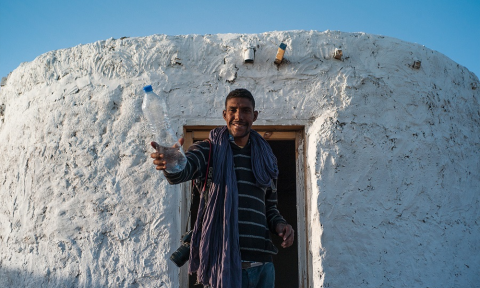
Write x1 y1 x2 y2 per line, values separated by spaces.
150 138 184 171
150 141 166 170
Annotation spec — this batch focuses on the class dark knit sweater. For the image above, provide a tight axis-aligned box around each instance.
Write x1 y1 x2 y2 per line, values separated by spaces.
164 138 286 263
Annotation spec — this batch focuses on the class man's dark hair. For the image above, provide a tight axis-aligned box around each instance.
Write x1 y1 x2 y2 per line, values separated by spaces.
225 89 255 109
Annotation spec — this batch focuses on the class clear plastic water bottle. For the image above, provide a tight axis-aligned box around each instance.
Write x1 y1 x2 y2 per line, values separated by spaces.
142 85 187 173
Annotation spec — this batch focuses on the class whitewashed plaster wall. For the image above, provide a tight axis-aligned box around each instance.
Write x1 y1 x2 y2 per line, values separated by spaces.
0 30 479 287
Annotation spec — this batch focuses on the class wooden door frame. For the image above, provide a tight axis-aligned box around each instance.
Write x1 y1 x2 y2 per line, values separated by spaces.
179 125 310 287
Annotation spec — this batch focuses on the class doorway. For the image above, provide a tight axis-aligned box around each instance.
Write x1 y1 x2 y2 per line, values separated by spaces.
181 126 308 287
268 140 298 287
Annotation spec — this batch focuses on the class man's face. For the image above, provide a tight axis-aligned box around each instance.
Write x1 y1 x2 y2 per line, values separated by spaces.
223 97 258 146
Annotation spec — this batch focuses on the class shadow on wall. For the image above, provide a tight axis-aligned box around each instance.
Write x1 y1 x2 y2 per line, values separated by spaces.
0 267 167 288
1 267 90 288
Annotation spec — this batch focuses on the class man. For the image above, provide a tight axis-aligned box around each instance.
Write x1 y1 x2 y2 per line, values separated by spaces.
151 89 294 288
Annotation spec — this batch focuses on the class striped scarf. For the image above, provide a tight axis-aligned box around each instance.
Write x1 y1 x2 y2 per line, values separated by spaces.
189 126 278 288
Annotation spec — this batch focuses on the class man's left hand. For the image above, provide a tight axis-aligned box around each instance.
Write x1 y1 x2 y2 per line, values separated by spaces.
275 223 294 248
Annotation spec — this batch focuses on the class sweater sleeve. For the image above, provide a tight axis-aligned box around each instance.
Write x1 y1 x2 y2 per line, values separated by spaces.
163 140 210 185
265 184 287 234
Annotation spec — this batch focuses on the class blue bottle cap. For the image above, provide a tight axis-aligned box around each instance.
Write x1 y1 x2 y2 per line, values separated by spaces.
143 85 153 92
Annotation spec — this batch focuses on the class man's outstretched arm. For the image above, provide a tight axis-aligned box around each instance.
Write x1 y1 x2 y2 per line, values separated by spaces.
150 138 210 184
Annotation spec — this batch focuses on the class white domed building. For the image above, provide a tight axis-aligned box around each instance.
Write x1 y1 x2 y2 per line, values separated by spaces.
0 30 479 287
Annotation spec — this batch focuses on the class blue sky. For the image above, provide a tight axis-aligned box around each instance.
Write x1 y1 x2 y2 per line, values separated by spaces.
1 0 479 79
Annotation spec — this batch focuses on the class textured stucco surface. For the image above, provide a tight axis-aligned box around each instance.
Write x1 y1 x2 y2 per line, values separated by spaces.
0 30 479 287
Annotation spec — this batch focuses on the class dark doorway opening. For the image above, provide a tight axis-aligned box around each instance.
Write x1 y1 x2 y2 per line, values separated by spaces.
268 140 298 288
188 139 299 287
